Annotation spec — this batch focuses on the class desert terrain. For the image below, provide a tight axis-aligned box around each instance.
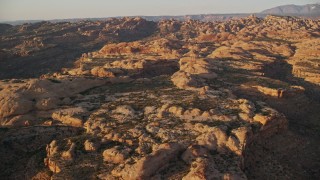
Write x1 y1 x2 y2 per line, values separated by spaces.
0 14 320 179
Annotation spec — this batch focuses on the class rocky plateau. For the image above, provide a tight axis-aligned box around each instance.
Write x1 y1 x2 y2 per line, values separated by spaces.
0 15 320 180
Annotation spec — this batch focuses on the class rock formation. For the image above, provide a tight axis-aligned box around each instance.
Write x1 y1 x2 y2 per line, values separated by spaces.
1 15 320 179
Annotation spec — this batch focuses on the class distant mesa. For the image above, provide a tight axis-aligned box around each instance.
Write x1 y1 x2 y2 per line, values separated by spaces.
261 4 320 16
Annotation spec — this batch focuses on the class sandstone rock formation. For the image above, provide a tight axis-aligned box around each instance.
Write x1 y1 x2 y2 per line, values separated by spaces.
1 15 320 180
0 77 106 126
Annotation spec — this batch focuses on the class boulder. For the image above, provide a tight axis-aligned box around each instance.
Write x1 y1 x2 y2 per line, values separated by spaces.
91 67 116 78
182 158 221 180
226 127 253 155
111 105 136 123
181 145 210 164
114 143 183 179
84 140 100 152
61 142 76 160
196 127 228 152
171 71 201 90
52 107 87 127
103 146 131 164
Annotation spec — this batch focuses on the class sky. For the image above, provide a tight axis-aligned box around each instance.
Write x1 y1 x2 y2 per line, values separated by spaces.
0 0 319 21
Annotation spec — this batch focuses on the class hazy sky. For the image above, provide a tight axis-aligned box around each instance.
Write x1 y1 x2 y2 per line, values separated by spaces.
0 0 319 21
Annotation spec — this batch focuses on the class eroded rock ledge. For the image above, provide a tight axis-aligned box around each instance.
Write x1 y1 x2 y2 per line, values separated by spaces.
39 57 286 179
